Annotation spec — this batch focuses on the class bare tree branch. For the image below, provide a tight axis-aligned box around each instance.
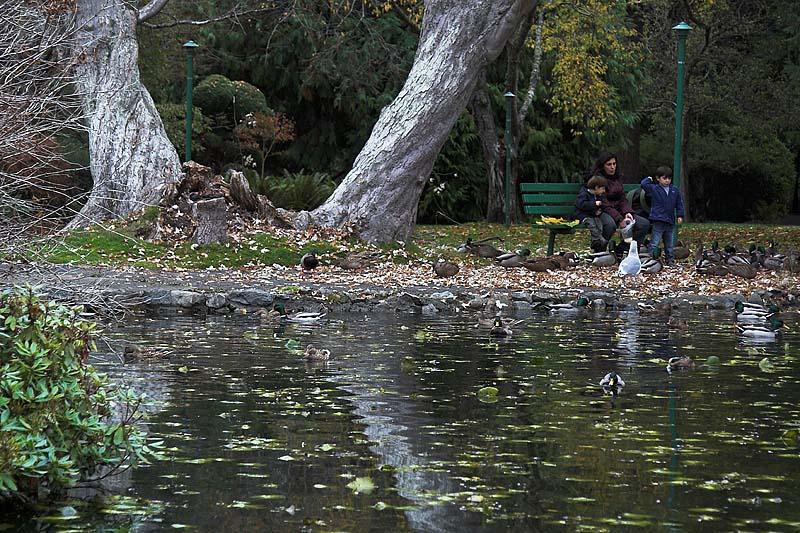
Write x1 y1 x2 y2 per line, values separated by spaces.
518 8 544 125
137 0 171 23
141 4 287 29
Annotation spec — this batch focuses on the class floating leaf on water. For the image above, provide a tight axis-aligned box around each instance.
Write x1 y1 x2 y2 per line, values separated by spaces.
176 366 189 374
706 356 720 365
373 501 388 510
278 455 295 461
346 477 375 494
477 386 499 403
414 330 434 342
285 339 300 350
319 443 335 452
759 358 776 373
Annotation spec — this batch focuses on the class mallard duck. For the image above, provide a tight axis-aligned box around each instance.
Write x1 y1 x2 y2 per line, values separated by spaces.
272 304 326 324
259 303 287 321
335 251 380 270
301 252 320 271
673 240 691 260
736 317 784 339
668 316 689 330
641 248 663 274
460 237 505 258
706 241 724 262
734 301 778 322
696 253 729 276
599 371 625 396
303 344 331 361
588 250 617 267
666 356 695 372
726 262 757 279
489 317 514 337
548 296 589 313
123 345 173 363
522 257 559 272
433 259 459 277
476 314 524 329
495 248 531 268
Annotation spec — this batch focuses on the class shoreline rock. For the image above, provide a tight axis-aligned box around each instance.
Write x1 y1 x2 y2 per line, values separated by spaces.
2 263 796 319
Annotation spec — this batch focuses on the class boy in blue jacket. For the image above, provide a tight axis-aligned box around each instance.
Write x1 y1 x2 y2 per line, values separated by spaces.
640 166 685 264
574 175 614 252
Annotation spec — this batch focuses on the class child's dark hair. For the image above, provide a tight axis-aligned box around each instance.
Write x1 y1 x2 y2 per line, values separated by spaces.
654 166 672 178
586 176 608 189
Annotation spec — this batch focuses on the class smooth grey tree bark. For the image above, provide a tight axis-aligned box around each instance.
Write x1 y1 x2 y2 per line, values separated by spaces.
67 0 181 228
311 0 537 243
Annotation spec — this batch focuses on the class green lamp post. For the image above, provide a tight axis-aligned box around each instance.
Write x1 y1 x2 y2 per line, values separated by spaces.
671 22 691 244
504 92 515 227
183 40 199 162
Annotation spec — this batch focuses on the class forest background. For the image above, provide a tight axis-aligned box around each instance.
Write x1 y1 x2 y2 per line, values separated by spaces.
37 0 800 226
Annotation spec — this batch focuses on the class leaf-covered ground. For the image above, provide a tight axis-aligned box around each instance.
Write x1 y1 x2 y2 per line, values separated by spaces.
15 218 800 299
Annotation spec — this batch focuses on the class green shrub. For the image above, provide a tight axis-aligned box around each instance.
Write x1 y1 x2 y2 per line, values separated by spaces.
0 287 159 498
194 75 270 121
254 170 336 211
155 103 212 156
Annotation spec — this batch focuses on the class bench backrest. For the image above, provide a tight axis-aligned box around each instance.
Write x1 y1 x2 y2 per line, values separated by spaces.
520 182 640 216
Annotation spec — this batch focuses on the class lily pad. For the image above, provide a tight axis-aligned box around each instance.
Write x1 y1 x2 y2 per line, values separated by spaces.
285 339 300 350
781 429 799 447
477 386 499 403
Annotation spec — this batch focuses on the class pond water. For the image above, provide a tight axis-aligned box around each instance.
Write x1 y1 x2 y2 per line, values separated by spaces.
4 306 800 531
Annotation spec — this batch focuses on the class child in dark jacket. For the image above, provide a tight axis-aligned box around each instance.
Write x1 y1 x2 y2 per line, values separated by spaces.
640 166 685 264
574 176 614 252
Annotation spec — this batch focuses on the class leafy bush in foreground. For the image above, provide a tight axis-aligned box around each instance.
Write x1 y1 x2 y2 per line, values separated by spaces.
0 287 158 499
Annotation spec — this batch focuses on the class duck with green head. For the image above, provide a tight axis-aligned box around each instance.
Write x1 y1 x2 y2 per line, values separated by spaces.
734 301 778 323
599 371 625 396
548 297 590 314
272 302 326 324
736 317 784 339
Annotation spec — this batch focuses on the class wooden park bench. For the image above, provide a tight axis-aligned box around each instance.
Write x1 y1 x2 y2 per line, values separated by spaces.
520 182 641 255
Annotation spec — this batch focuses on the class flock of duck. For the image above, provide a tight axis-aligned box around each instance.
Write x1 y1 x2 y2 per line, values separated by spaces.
596 298 785 397
433 236 799 279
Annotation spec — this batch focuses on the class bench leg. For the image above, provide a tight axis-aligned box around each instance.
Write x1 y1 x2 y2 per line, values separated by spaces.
547 231 556 256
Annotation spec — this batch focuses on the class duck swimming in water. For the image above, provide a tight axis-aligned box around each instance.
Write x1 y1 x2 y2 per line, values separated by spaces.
667 356 695 372
599 371 625 396
304 344 331 361
489 317 514 337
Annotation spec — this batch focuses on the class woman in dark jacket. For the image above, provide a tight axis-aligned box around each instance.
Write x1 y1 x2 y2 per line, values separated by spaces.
589 151 650 245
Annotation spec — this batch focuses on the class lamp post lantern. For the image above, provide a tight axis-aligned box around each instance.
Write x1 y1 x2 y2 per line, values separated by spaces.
183 40 199 162
504 91 515 227
671 22 691 243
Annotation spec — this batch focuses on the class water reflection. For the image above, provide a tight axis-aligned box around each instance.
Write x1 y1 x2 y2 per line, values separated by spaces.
3 308 799 531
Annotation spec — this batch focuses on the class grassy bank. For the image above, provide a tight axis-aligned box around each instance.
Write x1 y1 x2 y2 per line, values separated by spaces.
14 219 800 270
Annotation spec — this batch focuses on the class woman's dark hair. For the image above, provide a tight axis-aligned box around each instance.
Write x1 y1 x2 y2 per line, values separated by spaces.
591 151 619 179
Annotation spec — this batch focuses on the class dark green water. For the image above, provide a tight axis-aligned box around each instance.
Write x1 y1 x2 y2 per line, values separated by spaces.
4 308 800 531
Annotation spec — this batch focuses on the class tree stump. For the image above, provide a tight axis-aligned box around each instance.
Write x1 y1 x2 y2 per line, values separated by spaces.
229 171 260 213
192 197 228 245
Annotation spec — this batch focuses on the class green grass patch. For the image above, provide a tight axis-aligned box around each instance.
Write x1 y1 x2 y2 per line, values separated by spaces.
20 218 800 270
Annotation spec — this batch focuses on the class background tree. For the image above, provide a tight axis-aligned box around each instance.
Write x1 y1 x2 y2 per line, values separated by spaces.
0 1 84 253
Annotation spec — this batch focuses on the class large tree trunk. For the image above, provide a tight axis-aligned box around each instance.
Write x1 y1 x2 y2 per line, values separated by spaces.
67 0 181 228
469 73 504 223
311 0 536 242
